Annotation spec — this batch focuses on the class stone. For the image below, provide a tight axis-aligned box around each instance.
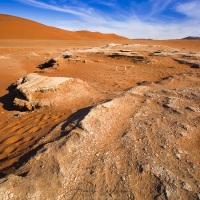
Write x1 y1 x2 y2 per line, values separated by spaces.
13 73 98 111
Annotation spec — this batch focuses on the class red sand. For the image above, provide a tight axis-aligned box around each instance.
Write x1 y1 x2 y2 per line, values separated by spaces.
0 14 126 40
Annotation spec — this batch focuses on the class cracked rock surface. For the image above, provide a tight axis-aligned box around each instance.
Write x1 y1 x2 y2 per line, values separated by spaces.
13 73 98 111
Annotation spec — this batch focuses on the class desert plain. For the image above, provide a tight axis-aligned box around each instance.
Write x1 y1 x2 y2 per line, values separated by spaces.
0 14 200 199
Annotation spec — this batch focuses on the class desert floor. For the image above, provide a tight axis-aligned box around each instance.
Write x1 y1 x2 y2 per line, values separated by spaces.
0 38 199 175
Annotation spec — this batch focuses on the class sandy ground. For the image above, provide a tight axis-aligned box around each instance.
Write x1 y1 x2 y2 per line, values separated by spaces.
0 39 199 173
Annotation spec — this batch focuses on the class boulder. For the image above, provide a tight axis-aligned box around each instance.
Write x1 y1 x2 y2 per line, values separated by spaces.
13 73 98 111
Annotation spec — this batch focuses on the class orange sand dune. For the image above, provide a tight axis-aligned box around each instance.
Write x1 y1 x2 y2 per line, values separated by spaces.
0 14 126 40
73 30 124 39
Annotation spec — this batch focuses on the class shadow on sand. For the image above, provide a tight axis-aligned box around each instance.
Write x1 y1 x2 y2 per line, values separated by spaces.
0 106 93 177
0 85 16 111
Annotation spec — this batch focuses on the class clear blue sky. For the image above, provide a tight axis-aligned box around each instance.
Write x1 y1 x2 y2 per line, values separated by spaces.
0 0 200 39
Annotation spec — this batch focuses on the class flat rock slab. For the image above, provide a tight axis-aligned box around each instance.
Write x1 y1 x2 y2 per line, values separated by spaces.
13 73 98 111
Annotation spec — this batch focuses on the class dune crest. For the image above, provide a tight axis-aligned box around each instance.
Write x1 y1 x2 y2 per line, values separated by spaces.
0 14 126 40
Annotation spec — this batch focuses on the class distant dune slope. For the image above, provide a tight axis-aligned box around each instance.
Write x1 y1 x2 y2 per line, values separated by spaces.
0 14 126 40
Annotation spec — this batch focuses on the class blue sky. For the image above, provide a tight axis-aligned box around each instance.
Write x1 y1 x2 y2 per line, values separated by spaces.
0 0 200 39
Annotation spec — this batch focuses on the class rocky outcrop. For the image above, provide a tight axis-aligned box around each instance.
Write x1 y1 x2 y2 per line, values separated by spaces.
13 73 98 111
108 52 147 63
0 73 199 199
77 43 172 54
150 50 200 57
38 58 59 69
60 43 200 68
174 58 200 69
150 50 200 69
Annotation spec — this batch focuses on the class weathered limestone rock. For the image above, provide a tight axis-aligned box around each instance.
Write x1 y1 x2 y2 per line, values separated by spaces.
13 73 98 111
